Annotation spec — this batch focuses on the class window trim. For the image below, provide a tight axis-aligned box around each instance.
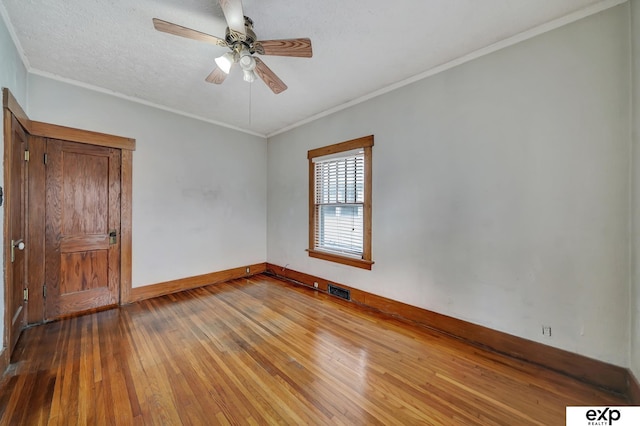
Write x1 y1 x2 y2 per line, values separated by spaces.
307 135 374 270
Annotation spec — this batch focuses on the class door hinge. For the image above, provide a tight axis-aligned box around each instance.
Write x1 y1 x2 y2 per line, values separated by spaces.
43 284 47 299
23 288 28 301
43 153 48 165
24 150 30 161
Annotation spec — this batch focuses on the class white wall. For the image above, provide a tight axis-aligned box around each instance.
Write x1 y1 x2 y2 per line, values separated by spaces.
268 4 631 367
27 75 267 288
0 13 27 346
631 0 640 380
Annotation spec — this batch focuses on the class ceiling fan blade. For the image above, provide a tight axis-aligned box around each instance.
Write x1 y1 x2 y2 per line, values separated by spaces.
153 18 227 47
254 58 287 94
218 0 246 36
205 67 228 84
257 38 312 57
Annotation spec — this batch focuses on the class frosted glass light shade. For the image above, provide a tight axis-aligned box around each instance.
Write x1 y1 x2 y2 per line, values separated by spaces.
215 52 234 74
243 69 257 83
239 54 256 71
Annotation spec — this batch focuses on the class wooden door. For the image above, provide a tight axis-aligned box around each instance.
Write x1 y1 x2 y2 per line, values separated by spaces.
45 140 121 319
6 114 28 351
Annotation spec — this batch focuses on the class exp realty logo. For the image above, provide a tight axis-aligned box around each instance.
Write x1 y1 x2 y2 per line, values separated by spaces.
566 407 640 426
584 408 620 425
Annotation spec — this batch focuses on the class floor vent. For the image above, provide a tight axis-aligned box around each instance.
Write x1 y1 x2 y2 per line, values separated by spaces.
328 284 350 301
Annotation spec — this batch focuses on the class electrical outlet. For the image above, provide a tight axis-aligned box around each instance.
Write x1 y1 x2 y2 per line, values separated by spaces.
246 267 250 274
313 282 319 288
542 326 552 337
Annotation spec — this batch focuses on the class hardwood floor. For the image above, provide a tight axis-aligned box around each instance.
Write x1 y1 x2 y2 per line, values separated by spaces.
0 275 627 425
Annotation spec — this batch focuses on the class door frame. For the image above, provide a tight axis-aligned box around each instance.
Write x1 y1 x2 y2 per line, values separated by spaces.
2 88 135 358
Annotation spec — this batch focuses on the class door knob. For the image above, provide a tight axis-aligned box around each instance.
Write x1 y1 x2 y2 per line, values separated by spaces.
11 238 24 263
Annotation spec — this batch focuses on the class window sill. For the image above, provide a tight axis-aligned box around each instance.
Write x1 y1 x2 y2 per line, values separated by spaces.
307 249 374 270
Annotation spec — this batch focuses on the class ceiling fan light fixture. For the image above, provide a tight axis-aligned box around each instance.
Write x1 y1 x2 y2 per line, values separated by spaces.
215 52 235 74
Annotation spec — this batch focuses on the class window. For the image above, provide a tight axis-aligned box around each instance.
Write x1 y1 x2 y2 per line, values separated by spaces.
308 135 374 269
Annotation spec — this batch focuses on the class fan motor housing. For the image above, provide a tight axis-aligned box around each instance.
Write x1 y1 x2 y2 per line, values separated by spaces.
225 16 258 53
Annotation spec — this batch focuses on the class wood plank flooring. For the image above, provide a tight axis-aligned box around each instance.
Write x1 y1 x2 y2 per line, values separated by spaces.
0 275 628 425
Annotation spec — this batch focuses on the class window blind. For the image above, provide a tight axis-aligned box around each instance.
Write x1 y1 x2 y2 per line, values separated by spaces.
314 153 364 257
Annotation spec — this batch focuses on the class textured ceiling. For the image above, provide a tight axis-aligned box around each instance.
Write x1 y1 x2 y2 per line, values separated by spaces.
1 0 616 136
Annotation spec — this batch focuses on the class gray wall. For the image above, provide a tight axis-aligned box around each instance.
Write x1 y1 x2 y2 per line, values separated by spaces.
0 12 27 346
631 0 640 381
268 4 631 366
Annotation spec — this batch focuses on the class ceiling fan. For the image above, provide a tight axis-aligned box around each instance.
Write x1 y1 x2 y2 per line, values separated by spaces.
152 0 312 94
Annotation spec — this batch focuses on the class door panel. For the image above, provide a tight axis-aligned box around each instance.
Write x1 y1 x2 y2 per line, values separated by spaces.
45 140 121 319
62 151 109 233
61 251 109 293
6 114 27 352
